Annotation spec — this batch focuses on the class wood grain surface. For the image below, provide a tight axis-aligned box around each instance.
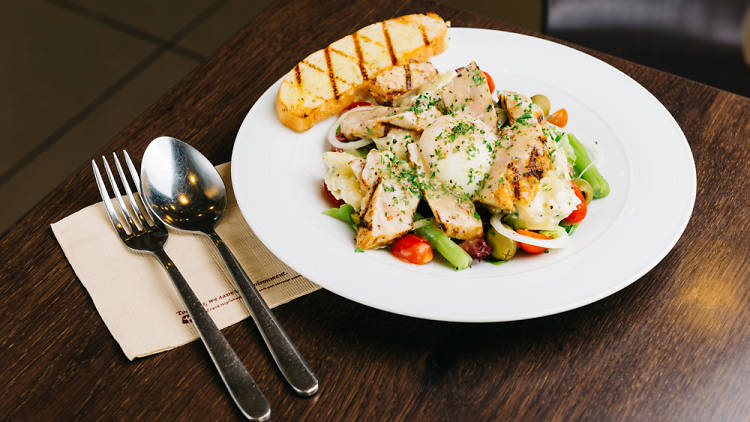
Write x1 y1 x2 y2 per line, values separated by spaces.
1 0 748 420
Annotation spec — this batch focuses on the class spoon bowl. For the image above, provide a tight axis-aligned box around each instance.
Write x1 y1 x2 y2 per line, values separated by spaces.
141 136 226 232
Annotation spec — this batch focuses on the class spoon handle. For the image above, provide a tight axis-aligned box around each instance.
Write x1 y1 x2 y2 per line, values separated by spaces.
208 230 319 397
152 248 271 421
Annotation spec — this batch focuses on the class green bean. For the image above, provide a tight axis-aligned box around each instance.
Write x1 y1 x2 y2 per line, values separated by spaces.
322 204 357 234
414 213 472 270
567 133 610 198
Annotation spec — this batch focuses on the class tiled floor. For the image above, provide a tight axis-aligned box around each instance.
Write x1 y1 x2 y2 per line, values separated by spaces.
0 0 541 234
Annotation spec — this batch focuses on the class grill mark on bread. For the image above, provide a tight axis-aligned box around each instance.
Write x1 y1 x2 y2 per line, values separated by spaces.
294 64 301 85
301 59 350 87
404 62 412 89
358 33 385 48
323 47 339 99
381 22 398 65
329 47 356 61
352 32 369 81
418 24 430 46
301 59 324 73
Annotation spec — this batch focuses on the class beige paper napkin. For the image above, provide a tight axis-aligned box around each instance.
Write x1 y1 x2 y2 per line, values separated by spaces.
51 163 319 360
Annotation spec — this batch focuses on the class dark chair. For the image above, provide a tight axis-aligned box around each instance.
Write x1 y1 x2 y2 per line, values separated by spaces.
545 0 750 96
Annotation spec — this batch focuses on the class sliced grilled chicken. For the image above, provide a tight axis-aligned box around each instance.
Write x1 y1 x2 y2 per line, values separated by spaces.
514 142 579 230
338 106 393 139
475 91 579 229
349 157 366 181
356 150 420 249
475 91 551 211
372 128 418 160
382 105 443 131
407 144 482 240
340 70 455 135
276 13 449 132
440 62 497 132
499 90 545 125
369 62 438 103
358 150 381 205
338 104 439 140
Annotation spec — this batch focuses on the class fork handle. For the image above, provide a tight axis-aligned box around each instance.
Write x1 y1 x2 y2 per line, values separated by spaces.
153 248 270 421
207 230 319 397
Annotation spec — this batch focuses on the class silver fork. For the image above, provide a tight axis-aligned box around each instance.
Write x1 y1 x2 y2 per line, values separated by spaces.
92 151 271 421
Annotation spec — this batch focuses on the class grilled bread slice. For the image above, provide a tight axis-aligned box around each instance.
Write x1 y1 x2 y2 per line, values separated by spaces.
275 13 449 132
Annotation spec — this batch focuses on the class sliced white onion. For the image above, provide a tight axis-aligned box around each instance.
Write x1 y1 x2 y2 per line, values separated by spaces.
327 106 377 150
490 215 570 249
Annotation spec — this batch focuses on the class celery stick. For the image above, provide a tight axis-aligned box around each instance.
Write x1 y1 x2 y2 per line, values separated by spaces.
567 133 610 198
414 213 472 270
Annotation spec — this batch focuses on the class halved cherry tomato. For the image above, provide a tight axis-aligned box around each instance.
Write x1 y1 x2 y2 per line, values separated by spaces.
343 101 371 112
391 234 433 265
483 71 495 93
547 108 568 127
562 181 587 224
322 181 345 207
516 229 550 254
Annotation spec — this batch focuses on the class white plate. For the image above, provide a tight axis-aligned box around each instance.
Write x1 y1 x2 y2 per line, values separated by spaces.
231 28 695 322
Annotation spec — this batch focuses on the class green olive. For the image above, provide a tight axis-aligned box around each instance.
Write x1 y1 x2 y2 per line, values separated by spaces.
573 178 594 204
531 94 551 116
486 227 518 261
501 213 524 230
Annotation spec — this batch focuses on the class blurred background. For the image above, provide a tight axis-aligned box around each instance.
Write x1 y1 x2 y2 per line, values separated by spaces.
1 0 748 234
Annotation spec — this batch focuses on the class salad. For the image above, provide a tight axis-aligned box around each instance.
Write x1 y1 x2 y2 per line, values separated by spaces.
321 61 610 270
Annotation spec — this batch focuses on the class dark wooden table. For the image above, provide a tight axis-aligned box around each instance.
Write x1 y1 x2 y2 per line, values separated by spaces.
2 0 748 420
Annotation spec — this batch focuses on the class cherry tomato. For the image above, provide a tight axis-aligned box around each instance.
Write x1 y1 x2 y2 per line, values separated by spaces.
343 101 371 112
391 234 433 265
483 71 495 93
562 181 587 224
516 229 550 254
547 108 568 127
322 181 345 207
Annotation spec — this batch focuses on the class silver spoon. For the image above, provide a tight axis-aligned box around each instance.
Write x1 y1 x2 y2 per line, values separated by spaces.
140 136 319 397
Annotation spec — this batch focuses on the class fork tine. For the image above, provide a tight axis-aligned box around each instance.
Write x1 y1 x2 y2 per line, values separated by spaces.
113 151 147 228
123 150 163 228
92 160 128 237
102 155 138 232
